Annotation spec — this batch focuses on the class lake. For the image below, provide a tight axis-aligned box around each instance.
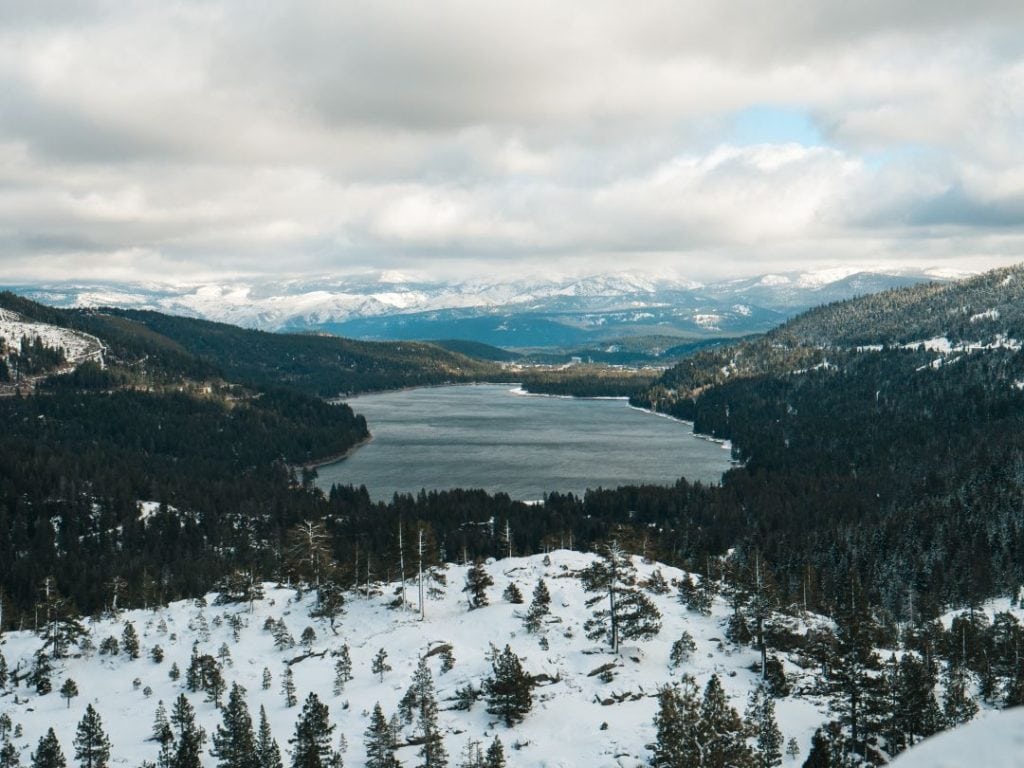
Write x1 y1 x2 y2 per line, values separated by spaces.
316 383 733 501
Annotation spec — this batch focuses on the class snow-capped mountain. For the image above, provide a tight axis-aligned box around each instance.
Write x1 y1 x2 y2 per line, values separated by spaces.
6 268 950 348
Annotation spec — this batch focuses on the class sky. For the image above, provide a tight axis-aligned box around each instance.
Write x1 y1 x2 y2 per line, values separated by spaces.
1 0 1023 284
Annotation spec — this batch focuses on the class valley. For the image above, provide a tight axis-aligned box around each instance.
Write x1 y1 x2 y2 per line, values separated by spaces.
3 265 1024 767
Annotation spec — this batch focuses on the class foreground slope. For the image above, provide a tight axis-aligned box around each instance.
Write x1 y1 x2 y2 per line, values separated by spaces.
889 707 1024 768
0 552 825 768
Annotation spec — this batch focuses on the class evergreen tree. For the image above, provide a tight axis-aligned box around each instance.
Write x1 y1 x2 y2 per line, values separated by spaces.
256 707 283 768
333 647 353 695
262 668 272 690
463 562 493 610
153 701 174 746
746 686 782 768
482 738 504 768
288 693 335 768
698 675 753 768
31 730 65 768
210 683 258 768
483 645 533 727
942 662 978 727
73 706 111 768
501 583 522 604
524 580 551 634
894 653 942 749
0 741 19 768
31 651 52 695
828 580 881 762
801 728 833 768
122 623 140 660
282 668 297 708
580 541 661 653
668 632 696 669
59 679 79 709
649 678 702 768
300 628 317 651
371 649 391 683
403 658 447 768
363 703 399 768
36 578 84 659
167 694 205 768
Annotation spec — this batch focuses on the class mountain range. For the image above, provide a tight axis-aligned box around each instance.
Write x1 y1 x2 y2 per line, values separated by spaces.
5 267 960 349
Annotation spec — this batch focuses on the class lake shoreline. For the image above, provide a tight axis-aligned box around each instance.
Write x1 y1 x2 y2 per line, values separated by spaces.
315 383 734 501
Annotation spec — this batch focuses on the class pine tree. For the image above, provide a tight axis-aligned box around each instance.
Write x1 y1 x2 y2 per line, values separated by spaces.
405 658 447 768
699 675 753 768
211 683 258 768
153 701 174 746
31 730 65 768
59 679 79 708
463 562 493 610
942 662 978 727
256 707 283 768
501 583 523 604
262 668 272 690
371 649 391 683
168 694 205 768
828 579 882 762
122 623 140 659
36 577 84 659
289 693 335 768
649 678 702 768
333 647 353 695
0 650 8 688
282 668 297 708
363 704 398 768
801 728 833 768
0 741 19 768
580 541 661 653
300 628 317 651
31 651 52 695
524 580 551 634
785 738 799 761
484 645 534 727
668 632 696 668
746 686 782 768
482 738 503 768
73 705 111 768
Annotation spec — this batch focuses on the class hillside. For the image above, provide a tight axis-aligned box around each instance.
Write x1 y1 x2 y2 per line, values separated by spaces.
889 707 1024 768
2 550 1020 768
0 293 504 397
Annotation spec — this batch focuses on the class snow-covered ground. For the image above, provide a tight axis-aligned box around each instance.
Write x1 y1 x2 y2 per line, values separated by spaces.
890 707 1024 768
0 552 827 768
0 309 105 370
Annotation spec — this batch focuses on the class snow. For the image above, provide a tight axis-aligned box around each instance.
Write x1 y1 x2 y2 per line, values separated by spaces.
889 708 1024 768
969 309 999 323
0 552 827 768
0 310 105 369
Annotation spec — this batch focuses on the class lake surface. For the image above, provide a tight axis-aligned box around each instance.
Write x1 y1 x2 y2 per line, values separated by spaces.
316 383 733 501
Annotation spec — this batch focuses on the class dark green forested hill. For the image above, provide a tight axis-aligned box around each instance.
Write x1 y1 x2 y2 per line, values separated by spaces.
0 292 505 396
774 263 1024 346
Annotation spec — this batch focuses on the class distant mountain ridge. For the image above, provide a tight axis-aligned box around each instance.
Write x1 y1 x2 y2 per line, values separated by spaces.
6 267 955 348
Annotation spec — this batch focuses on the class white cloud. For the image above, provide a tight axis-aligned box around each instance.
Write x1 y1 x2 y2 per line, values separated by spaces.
0 0 1023 282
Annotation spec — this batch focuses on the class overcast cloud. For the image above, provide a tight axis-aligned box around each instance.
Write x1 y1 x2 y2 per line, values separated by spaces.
1 0 1023 283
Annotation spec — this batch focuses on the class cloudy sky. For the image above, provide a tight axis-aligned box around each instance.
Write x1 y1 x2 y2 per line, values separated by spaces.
1 0 1023 284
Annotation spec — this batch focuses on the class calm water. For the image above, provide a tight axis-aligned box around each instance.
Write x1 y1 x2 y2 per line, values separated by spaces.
316 383 733 501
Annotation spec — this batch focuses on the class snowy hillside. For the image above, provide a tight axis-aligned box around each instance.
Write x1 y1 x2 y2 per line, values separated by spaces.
0 552 827 768
0 308 105 368
889 707 1024 768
